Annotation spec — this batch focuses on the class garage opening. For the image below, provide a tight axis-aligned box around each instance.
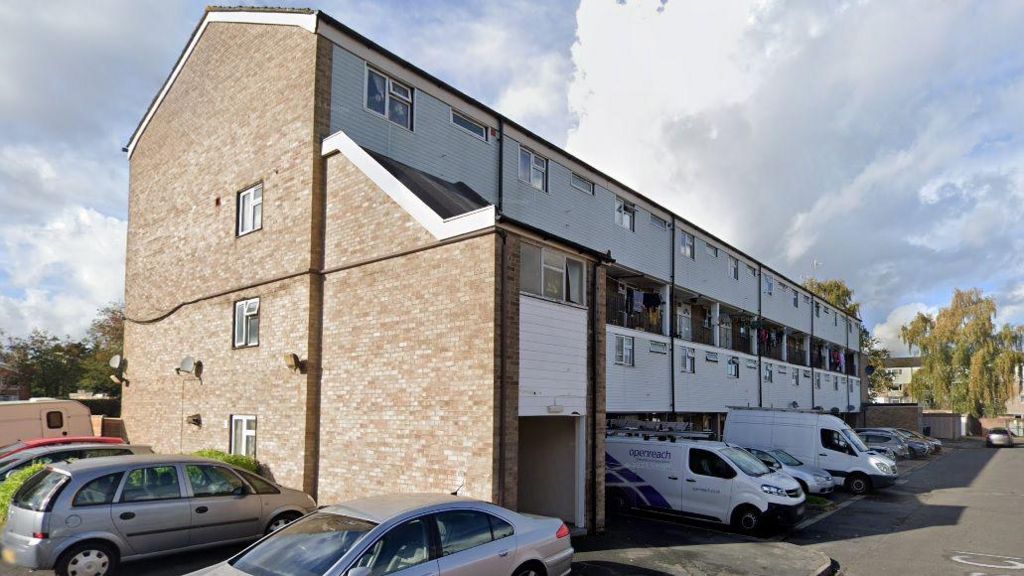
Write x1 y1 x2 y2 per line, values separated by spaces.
517 416 584 528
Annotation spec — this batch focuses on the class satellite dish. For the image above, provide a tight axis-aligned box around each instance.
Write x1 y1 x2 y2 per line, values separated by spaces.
178 356 195 374
108 354 122 370
283 353 300 371
790 401 799 408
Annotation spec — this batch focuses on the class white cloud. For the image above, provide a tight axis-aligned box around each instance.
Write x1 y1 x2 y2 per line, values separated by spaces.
566 0 1024 329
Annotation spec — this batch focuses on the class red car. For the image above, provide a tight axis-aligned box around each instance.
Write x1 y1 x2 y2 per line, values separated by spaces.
0 436 125 458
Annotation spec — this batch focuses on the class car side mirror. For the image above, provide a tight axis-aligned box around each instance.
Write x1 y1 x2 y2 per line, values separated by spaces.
233 485 250 497
347 568 371 576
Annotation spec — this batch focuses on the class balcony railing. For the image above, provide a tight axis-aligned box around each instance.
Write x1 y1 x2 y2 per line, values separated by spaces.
678 325 714 346
762 343 784 362
722 332 751 355
787 344 808 366
607 292 663 335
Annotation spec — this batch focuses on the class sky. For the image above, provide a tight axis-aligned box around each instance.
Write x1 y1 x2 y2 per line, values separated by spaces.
0 0 1022 355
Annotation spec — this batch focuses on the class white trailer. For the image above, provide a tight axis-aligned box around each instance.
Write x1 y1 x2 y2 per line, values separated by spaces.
0 399 93 446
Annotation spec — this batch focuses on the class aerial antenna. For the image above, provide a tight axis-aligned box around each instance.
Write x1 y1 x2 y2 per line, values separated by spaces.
450 480 465 496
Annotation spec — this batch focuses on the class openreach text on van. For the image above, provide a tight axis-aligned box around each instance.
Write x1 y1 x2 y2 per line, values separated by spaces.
629 449 672 460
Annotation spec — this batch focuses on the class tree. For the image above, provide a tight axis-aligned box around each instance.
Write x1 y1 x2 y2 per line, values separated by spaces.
78 302 125 397
900 289 1024 417
803 277 861 318
862 331 895 400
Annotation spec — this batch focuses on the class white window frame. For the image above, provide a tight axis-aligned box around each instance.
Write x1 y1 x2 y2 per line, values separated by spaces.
615 197 635 231
792 370 799 387
764 364 774 383
681 347 695 373
649 213 668 229
229 414 257 458
450 109 487 141
519 242 586 306
237 183 263 236
649 341 668 354
681 232 695 259
570 172 594 195
615 335 634 366
365 67 414 130
729 256 739 280
793 291 799 308
705 242 719 258
519 147 547 191
233 298 260 348
764 274 774 295
727 357 739 378
815 373 822 389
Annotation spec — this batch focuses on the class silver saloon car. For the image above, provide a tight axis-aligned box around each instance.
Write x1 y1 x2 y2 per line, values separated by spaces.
1 454 316 576
986 428 1015 447
187 493 574 576
746 447 834 495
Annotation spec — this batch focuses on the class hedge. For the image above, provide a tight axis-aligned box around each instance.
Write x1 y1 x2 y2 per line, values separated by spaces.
0 463 46 526
192 449 261 473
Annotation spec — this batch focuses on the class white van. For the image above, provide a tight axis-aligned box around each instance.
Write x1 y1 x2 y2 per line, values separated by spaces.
605 433 806 532
0 399 93 446
723 407 897 494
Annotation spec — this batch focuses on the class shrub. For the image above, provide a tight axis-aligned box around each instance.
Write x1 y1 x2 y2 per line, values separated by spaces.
192 449 261 473
0 463 46 526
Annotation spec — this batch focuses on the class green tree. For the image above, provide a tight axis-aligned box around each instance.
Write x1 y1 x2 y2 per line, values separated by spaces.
1 330 87 398
900 289 1024 417
862 332 895 400
803 277 861 318
78 302 125 397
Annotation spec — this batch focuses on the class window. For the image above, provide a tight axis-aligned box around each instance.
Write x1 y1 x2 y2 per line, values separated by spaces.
186 464 245 497
834 312 839 327
676 305 692 340
45 411 63 429
354 517 432 575
73 472 124 507
688 448 736 479
792 370 799 387
681 232 695 259
793 291 799 308
764 364 773 383
727 357 739 378
237 183 263 236
435 510 506 556
615 197 635 231
729 256 739 280
237 469 279 495
681 346 695 373
649 214 668 229
763 274 774 295
230 415 257 458
451 110 487 140
705 242 719 257
233 298 260 348
83 449 131 458
614 335 634 366
815 373 822 389
570 172 594 194
815 302 821 318
519 243 585 305
232 513 376 576
12 470 68 512
820 429 850 454
650 341 668 354
747 264 757 276
366 68 413 129
518 147 547 191
121 466 180 502
834 375 839 391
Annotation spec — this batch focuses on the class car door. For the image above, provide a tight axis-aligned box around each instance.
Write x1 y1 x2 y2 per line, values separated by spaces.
434 509 515 576
683 448 735 522
184 463 263 545
110 464 191 555
818 428 857 479
348 515 440 576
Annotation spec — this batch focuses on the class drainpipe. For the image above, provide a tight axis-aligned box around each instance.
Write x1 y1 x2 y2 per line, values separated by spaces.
497 229 508 506
669 216 677 414
497 118 505 213
757 265 763 408
589 260 599 531
810 301 816 409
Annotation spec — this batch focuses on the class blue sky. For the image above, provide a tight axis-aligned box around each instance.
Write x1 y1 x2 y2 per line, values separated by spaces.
1 0 1023 354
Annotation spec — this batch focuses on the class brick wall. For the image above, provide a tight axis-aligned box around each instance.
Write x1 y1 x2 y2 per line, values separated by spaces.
863 403 923 431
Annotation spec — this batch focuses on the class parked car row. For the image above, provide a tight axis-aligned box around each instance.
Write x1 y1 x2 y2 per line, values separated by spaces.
856 427 942 460
985 427 1016 447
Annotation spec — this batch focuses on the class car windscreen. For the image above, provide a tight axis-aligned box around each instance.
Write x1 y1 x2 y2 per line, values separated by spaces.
230 511 377 576
768 449 803 466
990 428 1008 434
13 469 69 512
721 447 771 477
841 429 870 453
0 454 20 472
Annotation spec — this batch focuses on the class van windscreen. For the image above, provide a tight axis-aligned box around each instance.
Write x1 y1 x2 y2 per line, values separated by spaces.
721 448 770 477
13 469 69 512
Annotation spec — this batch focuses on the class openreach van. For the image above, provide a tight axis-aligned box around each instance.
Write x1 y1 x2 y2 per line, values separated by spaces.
723 407 898 494
605 426 806 533
0 399 93 446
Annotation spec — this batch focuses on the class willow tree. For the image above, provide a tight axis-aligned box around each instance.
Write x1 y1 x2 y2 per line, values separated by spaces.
900 289 1024 417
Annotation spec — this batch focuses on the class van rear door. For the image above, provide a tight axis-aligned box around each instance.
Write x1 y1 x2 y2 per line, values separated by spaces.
682 447 735 522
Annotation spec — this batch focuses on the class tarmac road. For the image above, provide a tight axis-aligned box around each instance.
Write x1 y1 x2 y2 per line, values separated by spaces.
787 441 1024 576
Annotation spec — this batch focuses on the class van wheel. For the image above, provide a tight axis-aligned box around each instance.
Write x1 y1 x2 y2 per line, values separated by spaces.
731 505 762 533
845 473 871 495
55 541 119 576
266 511 302 534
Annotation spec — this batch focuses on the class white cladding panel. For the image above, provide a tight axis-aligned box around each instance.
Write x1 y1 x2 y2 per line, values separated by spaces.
814 372 849 413
675 342 759 413
761 276 812 334
519 295 588 416
606 327 672 413
849 377 862 412
675 230 758 314
760 361 814 411
814 298 850 348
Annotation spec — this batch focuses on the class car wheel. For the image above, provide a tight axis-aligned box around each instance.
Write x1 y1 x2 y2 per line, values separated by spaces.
731 504 762 533
512 561 546 576
845 473 871 495
796 479 810 496
266 511 302 534
55 541 119 576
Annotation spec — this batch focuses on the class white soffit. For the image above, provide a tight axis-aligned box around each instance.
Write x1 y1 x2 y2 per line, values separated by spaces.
321 131 496 240
125 10 317 158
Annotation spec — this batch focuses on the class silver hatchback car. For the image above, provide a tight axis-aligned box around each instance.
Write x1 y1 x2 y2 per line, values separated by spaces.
187 493 573 576
1 454 316 576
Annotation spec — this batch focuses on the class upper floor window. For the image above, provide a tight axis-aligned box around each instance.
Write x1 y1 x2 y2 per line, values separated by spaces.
234 298 260 348
570 172 594 194
615 197 635 231
519 147 547 191
614 335 634 366
237 183 263 236
451 109 487 140
649 214 668 229
366 68 413 130
705 242 719 258
815 302 821 318
681 232 695 259
763 274 774 295
793 291 799 308
727 357 739 378
519 243 585 305
681 346 695 373
792 370 799 386
729 256 739 280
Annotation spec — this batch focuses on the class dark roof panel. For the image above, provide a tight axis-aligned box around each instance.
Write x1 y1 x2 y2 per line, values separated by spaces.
364 149 490 219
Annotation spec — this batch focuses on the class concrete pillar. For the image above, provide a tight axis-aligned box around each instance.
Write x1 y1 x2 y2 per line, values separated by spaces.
751 318 759 355
661 285 671 337
712 302 721 347
782 332 788 363
805 335 812 366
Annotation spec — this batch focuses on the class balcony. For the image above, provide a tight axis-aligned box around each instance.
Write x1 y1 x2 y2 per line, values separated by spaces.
606 291 663 335
787 342 808 367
